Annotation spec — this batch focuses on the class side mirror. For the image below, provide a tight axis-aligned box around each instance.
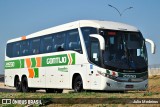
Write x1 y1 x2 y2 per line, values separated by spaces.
89 34 105 50
145 38 156 54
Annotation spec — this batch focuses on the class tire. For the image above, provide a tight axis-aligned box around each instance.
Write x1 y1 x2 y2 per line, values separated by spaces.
21 77 29 92
73 75 83 92
55 89 63 93
46 89 55 93
15 77 22 92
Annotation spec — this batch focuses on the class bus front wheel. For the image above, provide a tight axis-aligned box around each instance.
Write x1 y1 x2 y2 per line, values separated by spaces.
73 75 83 92
21 77 29 92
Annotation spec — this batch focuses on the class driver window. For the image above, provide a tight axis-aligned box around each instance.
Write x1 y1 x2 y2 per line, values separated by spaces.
90 40 100 66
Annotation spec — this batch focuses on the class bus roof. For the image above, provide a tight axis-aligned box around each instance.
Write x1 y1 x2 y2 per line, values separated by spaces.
7 20 139 43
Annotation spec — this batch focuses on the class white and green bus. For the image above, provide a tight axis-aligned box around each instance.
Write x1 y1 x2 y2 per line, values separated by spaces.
5 20 155 93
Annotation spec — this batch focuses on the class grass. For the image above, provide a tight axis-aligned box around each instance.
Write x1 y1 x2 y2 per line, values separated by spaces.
0 76 160 107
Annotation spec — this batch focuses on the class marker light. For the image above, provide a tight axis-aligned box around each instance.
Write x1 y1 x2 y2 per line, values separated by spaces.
108 32 116 35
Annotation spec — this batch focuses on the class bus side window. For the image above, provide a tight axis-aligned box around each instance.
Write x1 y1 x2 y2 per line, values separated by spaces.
6 43 14 57
42 36 53 53
22 40 30 56
31 38 41 55
90 39 100 66
81 27 98 59
67 29 82 53
13 42 21 57
54 32 66 52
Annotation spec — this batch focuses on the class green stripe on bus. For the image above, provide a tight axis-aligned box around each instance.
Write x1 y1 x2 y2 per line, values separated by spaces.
31 58 36 67
42 53 75 67
71 53 75 64
21 59 24 68
34 68 39 78
5 53 76 69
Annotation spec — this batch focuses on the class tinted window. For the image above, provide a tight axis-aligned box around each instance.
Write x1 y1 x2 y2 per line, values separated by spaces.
81 27 97 57
54 32 66 51
31 38 41 55
13 42 21 57
90 41 100 66
42 36 53 53
6 43 14 57
67 29 82 53
21 40 30 56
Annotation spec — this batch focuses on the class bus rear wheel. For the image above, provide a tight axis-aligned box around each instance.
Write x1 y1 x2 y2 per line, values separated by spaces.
73 75 83 92
15 77 22 92
21 77 29 92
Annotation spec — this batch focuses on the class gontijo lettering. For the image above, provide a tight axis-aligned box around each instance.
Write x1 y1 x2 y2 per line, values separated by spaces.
42 53 75 66
46 57 67 64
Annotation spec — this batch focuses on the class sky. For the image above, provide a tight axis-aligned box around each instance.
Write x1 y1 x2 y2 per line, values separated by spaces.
0 0 160 74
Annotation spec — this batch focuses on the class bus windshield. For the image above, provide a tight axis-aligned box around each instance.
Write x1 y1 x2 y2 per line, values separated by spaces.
100 29 148 70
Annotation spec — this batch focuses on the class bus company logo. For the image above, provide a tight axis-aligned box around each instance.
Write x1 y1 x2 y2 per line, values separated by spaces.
47 56 67 65
5 62 15 68
43 53 75 66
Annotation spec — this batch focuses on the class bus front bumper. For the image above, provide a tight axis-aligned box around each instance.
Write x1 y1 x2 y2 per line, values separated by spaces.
102 78 148 91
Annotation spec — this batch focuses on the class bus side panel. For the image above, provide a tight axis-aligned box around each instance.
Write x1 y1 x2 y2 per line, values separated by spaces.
45 66 67 88
69 64 87 89
57 66 70 89
27 67 45 88
5 70 14 86
5 69 21 87
45 66 57 88
82 64 104 90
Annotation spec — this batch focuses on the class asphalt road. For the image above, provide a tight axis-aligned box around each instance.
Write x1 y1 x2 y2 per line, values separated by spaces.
0 82 16 92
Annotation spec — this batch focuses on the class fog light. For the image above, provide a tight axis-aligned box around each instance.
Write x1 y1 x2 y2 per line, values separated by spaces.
106 82 111 87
